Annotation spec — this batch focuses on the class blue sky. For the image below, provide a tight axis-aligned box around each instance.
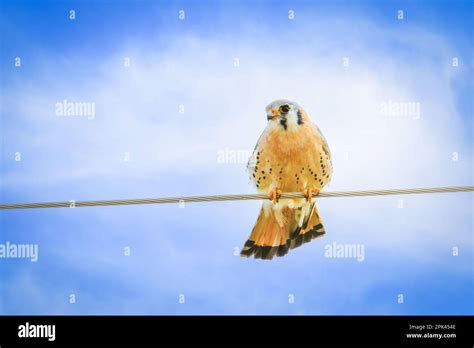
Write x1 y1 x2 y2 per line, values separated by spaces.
0 0 472 314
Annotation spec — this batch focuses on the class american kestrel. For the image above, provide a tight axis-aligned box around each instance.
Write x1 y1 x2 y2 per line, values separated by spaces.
241 100 333 260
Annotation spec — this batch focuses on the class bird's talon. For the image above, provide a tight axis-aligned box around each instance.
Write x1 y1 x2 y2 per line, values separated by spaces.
304 188 320 204
268 189 282 204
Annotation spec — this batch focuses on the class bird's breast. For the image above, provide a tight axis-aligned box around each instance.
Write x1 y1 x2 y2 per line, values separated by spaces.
263 125 313 157
250 124 330 193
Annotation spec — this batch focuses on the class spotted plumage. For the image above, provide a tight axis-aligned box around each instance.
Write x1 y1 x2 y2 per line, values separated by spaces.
241 99 333 260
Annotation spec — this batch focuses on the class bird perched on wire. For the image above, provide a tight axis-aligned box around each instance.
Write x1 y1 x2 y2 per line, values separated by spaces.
241 100 333 260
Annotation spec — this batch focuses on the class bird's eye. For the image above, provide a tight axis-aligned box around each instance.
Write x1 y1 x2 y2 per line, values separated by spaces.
279 105 290 114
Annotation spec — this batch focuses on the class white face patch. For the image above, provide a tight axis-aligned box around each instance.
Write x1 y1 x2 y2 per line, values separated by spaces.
265 100 303 132
275 106 303 132
281 108 300 131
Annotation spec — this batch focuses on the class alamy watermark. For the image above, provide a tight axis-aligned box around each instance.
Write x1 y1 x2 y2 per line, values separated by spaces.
18 322 55 341
0 241 38 262
217 147 252 164
55 99 96 120
324 242 365 262
379 100 420 120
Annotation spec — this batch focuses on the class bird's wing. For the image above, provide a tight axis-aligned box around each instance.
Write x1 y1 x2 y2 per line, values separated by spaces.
246 129 266 174
313 123 332 163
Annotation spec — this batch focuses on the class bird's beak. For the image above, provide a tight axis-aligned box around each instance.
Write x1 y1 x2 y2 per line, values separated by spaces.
267 108 278 120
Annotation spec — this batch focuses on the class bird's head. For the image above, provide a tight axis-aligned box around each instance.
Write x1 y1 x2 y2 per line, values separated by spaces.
265 99 307 131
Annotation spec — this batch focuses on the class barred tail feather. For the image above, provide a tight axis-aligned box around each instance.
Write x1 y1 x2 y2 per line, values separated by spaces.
240 206 290 260
241 202 326 260
290 203 326 250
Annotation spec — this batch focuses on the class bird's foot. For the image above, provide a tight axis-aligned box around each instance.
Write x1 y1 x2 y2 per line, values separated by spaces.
267 188 282 204
304 187 320 204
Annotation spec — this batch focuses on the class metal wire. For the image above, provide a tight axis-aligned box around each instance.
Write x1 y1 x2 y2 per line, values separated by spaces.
0 186 472 210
